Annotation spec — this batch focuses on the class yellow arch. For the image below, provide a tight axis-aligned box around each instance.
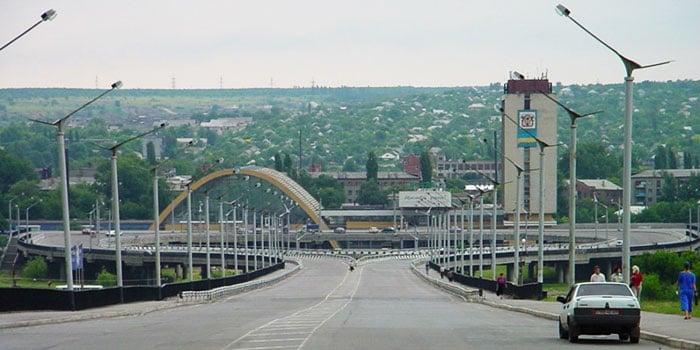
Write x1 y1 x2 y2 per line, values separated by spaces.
151 166 327 231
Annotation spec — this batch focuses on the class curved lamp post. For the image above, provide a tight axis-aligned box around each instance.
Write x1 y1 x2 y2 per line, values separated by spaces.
106 123 166 294
538 91 601 284
0 9 56 52
555 3 670 284
25 199 42 229
151 140 195 292
31 81 122 294
498 106 559 284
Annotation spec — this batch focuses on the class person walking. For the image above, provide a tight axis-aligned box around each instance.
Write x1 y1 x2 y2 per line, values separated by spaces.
590 265 606 282
610 266 624 283
677 261 696 320
630 265 643 300
496 273 507 299
425 261 430 275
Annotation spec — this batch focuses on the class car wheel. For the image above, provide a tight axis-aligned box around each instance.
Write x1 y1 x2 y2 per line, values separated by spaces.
567 320 579 343
630 326 640 343
558 321 568 339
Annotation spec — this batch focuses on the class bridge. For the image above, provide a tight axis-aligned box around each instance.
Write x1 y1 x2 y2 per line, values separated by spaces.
154 165 329 232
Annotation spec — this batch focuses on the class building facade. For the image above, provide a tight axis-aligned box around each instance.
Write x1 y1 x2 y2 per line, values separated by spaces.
311 171 421 204
501 78 558 223
632 169 700 206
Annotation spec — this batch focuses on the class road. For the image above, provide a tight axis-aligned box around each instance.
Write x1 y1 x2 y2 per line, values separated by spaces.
0 258 664 349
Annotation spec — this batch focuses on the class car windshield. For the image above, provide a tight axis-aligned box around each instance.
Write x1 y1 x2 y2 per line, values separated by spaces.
577 283 633 297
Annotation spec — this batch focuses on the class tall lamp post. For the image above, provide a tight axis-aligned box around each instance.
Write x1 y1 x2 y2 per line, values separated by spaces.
151 140 194 293
0 9 57 52
107 123 166 292
499 106 557 284
555 3 671 285
538 92 601 285
31 81 122 293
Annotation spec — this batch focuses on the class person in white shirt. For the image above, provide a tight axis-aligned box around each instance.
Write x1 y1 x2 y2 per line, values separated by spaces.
590 265 606 282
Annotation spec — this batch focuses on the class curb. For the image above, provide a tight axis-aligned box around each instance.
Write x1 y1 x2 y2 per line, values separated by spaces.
0 259 303 330
480 298 700 350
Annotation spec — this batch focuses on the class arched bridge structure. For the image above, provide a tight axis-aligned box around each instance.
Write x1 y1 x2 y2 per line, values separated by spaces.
152 166 328 231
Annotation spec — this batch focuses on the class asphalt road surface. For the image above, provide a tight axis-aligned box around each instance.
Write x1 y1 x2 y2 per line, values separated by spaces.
1 258 664 350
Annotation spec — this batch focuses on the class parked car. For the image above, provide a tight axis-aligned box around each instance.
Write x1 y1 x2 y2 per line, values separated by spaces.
380 227 396 233
557 282 641 343
368 227 379 233
333 227 346 234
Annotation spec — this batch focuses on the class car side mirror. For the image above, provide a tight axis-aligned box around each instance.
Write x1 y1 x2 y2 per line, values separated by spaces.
556 296 567 304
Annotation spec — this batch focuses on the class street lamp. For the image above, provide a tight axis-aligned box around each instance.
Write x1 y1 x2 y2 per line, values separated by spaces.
0 9 57 52
31 81 122 293
538 91 601 285
25 199 42 230
555 3 671 285
498 106 558 284
7 195 20 233
106 123 166 292
503 156 525 285
151 140 195 292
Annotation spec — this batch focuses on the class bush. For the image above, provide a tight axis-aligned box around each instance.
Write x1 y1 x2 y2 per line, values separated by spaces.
638 273 675 301
95 267 116 287
160 269 175 284
22 257 48 279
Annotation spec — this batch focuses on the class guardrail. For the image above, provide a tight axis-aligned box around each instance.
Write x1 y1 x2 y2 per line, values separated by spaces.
410 258 481 301
177 258 304 303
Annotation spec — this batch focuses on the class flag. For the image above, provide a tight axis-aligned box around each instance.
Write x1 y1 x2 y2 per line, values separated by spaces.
71 245 78 271
77 244 83 270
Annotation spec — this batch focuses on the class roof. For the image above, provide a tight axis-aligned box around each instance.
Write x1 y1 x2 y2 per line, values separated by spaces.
632 169 700 179
578 179 621 191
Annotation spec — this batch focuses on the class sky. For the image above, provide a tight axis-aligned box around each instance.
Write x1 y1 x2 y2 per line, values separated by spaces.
1 0 698 89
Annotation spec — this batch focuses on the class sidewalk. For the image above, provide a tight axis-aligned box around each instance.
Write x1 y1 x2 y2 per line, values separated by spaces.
0 259 301 330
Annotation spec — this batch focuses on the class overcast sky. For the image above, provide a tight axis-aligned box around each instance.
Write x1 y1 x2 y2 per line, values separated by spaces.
1 1 698 89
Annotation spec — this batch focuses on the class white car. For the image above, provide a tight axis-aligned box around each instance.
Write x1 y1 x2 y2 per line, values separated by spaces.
557 282 641 343
105 230 122 237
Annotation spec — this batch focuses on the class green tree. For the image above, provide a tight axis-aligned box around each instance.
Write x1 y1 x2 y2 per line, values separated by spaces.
274 152 283 171
22 257 48 279
654 145 667 169
0 149 38 193
342 158 358 172
420 149 432 183
146 141 157 165
357 179 387 205
366 151 378 181
96 267 117 287
668 146 678 169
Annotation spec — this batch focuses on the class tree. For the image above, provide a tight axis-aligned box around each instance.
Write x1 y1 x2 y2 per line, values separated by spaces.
366 151 378 181
146 141 157 165
274 152 283 171
668 146 678 169
22 257 48 279
357 179 387 205
342 158 358 172
420 149 432 183
0 149 37 193
654 145 667 170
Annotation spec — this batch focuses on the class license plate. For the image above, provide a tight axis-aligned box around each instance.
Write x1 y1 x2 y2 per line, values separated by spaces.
594 309 620 315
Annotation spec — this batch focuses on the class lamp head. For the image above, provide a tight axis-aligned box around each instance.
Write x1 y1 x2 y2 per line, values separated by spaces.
111 81 123 89
41 9 57 21
555 4 570 17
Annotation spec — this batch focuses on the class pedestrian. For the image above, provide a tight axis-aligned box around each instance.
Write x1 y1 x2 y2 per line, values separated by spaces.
590 265 606 282
677 261 696 320
630 265 643 300
447 269 454 282
610 266 624 283
496 273 507 299
439 266 445 279
425 261 430 275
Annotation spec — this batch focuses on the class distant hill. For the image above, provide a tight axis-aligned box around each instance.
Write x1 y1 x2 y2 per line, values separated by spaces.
1 80 698 172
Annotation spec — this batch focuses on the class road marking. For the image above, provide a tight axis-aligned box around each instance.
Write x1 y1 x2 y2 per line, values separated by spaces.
222 265 363 350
